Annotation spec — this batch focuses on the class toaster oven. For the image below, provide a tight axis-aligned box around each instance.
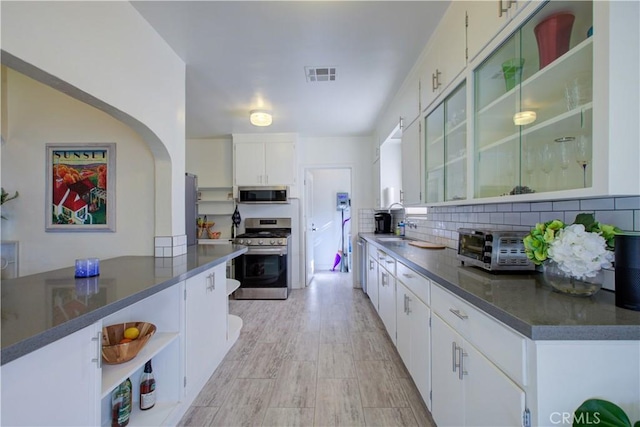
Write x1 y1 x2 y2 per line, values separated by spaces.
457 228 534 272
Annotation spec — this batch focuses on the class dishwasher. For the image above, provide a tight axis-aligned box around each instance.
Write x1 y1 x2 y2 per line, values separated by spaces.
357 236 367 292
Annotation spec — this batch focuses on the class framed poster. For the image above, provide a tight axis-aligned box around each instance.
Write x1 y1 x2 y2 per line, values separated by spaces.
46 143 116 231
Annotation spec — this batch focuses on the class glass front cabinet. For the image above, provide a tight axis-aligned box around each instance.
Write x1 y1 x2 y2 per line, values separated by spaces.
474 1 593 199
419 0 638 205
425 82 467 203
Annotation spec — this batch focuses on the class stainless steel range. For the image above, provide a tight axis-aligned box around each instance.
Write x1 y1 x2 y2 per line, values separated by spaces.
233 218 292 300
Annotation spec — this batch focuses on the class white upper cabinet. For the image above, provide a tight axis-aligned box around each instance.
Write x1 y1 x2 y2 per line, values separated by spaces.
420 0 467 112
400 118 422 205
233 134 297 188
465 0 532 63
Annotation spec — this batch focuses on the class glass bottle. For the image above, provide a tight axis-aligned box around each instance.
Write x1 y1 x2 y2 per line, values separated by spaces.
111 378 132 427
139 360 156 410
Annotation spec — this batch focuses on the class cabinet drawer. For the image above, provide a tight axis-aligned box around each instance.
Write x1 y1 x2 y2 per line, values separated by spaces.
431 283 526 386
396 262 430 306
377 250 396 276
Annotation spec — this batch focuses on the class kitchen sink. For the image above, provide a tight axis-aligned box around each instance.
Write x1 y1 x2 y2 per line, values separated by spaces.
376 237 407 242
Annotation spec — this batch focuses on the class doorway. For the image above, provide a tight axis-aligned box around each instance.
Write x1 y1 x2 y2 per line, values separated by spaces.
303 167 352 286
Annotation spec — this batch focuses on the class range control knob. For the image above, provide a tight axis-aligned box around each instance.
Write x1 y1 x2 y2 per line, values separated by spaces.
238 239 244 245
270 239 275 245
246 239 252 245
258 240 264 245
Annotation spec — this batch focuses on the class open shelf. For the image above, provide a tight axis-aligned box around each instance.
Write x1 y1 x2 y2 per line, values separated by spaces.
228 315 242 346
226 279 240 296
101 332 179 398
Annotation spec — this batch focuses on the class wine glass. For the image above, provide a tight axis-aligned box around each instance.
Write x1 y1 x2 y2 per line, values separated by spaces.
576 136 592 187
556 137 574 186
523 146 537 188
541 143 555 191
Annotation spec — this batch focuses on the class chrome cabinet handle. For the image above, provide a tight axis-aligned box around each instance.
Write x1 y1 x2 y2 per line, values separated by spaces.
402 273 414 279
449 308 469 320
459 347 468 380
452 342 458 372
386 260 394 265
406 295 412 314
92 331 102 369
498 0 509 17
432 69 442 92
206 273 215 291
369 260 374 270
403 294 408 314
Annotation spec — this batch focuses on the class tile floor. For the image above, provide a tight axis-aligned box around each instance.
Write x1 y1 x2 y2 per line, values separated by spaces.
178 271 435 427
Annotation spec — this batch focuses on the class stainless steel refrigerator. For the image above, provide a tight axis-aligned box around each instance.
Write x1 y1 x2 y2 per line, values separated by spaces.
185 173 198 246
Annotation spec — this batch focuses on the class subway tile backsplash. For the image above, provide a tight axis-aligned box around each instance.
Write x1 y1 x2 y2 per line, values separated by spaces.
362 196 640 251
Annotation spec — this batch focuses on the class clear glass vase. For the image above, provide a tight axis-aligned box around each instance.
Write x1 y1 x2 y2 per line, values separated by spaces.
541 260 603 296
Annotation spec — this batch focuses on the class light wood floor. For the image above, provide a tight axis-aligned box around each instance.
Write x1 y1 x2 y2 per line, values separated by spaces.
178 271 436 427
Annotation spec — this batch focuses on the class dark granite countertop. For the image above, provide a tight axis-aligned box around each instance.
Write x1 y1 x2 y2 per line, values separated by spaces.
361 233 640 341
0 244 247 365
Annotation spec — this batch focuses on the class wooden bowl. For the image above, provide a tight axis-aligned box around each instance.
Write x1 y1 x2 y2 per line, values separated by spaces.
101 321 156 365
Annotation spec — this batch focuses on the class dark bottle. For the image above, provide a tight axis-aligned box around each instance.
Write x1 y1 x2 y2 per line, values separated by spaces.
139 360 156 410
111 378 132 427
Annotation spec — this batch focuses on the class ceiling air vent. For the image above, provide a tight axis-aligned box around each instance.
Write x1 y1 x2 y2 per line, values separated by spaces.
305 66 336 82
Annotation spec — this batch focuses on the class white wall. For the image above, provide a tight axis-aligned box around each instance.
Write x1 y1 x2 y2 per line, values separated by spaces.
298 136 373 284
2 1 186 238
1 69 155 276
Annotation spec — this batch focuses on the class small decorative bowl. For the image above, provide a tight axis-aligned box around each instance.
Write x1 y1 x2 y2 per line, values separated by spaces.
207 230 222 239
101 321 156 364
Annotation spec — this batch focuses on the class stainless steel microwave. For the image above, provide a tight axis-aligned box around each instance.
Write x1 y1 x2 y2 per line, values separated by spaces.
457 228 534 272
237 186 289 204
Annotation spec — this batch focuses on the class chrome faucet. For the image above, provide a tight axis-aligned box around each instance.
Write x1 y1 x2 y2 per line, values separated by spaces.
387 202 417 229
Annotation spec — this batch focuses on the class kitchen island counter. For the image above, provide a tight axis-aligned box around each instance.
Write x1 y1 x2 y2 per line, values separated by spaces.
361 233 640 341
1 244 247 365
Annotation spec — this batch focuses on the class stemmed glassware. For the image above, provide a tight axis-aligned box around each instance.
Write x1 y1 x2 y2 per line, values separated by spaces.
576 135 591 187
523 146 537 188
555 137 575 188
541 143 554 191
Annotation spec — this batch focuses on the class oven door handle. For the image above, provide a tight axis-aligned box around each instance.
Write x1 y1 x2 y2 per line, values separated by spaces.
245 248 287 255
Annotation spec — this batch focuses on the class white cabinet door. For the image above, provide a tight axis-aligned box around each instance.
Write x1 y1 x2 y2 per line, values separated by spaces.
378 266 397 345
400 118 422 205
431 314 464 427
408 291 431 409
1 323 101 426
396 282 412 369
264 141 295 186
366 254 379 311
396 280 431 409
437 1 467 89
234 141 265 185
185 264 227 396
465 0 510 62
464 342 526 427
421 1 467 111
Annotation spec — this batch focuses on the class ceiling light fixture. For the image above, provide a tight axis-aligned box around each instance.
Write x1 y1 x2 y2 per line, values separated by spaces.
513 111 537 125
250 110 272 127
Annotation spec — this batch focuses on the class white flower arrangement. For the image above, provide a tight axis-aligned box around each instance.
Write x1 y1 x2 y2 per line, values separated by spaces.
523 213 620 280
547 224 613 279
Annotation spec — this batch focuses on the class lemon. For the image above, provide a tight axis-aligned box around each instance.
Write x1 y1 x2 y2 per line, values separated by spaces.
124 327 140 340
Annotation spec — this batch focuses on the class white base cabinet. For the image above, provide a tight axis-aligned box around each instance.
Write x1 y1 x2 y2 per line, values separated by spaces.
395 280 431 409
1 324 101 426
185 263 227 397
377 250 397 345
0 261 242 427
431 313 526 427
366 245 379 311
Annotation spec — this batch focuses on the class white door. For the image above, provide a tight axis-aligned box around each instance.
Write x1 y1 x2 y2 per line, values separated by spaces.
304 170 315 286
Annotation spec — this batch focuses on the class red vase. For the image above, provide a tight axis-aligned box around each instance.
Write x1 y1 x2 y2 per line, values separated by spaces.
534 12 575 69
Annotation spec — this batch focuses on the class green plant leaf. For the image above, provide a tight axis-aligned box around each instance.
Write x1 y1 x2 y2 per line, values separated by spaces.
574 399 632 427
573 213 597 229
